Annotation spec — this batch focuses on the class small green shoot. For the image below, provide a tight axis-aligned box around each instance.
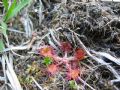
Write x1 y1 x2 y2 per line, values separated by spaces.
4 0 17 22
0 39 5 52
25 76 33 84
69 80 77 89
19 75 33 85
43 57 53 66
4 0 32 22
2 0 9 11
0 21 7 37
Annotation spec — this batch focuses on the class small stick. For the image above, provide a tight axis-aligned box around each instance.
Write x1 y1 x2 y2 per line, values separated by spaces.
78 77 95 90
27 32 37 49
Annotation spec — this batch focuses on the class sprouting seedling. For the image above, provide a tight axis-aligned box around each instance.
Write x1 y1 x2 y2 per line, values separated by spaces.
69 80 77 89
43 57 53 66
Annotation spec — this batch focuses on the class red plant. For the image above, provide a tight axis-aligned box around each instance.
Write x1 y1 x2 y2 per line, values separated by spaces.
39 42 86 81
74 48 85 61
47 64 58 75
67 69 80 80
60 42 72 53
40 46 54 57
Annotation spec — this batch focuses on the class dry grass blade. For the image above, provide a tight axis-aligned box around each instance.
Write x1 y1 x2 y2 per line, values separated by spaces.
74 33 120 79
38 0 44 24
91 51 120 65
3 54 23 90
20 13 33 37
31 76 44 90
78 77 95 90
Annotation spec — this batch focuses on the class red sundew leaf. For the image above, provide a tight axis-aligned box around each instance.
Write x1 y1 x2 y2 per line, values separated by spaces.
40 46 54 57
67 69 80 80
47 64 58 75
60 42 72 52
69 61 79 69
74 48 85 61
